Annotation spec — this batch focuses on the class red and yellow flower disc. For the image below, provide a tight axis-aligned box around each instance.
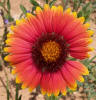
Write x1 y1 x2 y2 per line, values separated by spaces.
4 4 93 96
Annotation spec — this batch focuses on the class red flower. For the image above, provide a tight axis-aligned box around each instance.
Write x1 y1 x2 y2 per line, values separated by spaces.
4 4 93 96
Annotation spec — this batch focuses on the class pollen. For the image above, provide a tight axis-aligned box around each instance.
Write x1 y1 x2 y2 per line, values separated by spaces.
41 40 61 62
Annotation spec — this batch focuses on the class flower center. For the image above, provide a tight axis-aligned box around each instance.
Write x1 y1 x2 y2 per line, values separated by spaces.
41 41 61 62
32 33 69 72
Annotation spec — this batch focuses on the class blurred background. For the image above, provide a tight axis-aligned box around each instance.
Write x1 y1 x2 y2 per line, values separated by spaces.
0 0 96 100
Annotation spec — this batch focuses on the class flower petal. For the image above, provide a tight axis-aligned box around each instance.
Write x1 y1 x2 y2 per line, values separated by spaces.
67 61 89 75
4 54 31 64
60 64 77 90
69 38 92 47
70 52 90 59
40 71 66 96
5 37 32 48
65 62 85 82
52 7 75 34
69 47 93 53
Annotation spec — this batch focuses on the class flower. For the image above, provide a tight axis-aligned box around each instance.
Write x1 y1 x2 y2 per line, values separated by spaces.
4 19 9 24
27 10 30 13
4 4 93 96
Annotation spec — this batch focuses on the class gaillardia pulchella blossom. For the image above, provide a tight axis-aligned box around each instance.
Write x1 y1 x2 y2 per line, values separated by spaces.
4 4 93 96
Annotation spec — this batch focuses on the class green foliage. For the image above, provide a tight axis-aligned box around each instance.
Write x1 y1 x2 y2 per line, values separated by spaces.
78 2 92 22
45 94 61 100
73 0 78 11
7 0 11 13
45 0 49 4
6 79 10 100
30 0 40 7
31 6 36 14
0 2 4 7
49 0 57 7
29 0 42 14
78 56 96 100
5 13 14 22
20 5 27 14
15 84 22 100
92 1 96 9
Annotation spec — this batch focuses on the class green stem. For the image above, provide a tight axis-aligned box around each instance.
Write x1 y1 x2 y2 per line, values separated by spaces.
45 94 60 100
45 0 48 4
15 84 19 100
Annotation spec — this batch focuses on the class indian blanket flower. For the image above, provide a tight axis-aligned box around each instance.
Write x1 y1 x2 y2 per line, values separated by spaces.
4 4 93 96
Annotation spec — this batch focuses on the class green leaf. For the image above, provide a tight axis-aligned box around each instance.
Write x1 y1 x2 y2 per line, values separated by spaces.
6 75 10 100
20 5 27 14
45 0 48 4
6 85 10 100
19 13 24 19
79 0 83 3
30 0 40 6
31 6 36 14
77 10 83 17
84 10 92 22
49 0 56 7
45 94 59 100
15 84 19 100
88 56 96 64
5 13 14 22
62 0 66 3
7 0 11 13
89 74 96 81
0 2 4 7
18 95 22 100
82 2 91 12
73 0 78 11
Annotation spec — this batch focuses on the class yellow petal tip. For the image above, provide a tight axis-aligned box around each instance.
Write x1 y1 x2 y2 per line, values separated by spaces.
41 89 46 95
82 66 89 75
10 25 15 30
70 87 76 91
72 12 77 17
65 8 71 13
16 76 21 83
11 69 16 75
44 4 50 10
87 71 89 75
51 6 57 11
87 54 90 58
47 93 51 97
57 5 63 13
84 23 90 29
21 84 27 89
79 76 84 82
4 56 9 61
89 47 94 51
74 83 77 88
4 47 9 52
7 33 12 38
16 20 20 25
29 87 33 92
26 13 33 18
88 30 94 36
5 39 12 44
85 69 89 75
79 17 85 23
54 91 59 96
62 91 66 96
36 6 42 14
88 39 93 44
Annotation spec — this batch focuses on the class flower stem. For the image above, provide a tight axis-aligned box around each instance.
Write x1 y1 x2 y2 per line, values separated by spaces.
45 94 60 100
